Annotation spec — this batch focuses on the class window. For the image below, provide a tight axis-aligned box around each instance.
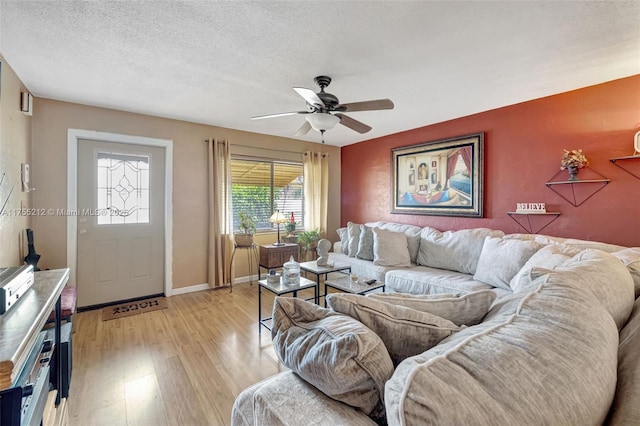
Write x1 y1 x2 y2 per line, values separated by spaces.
231 157 304 232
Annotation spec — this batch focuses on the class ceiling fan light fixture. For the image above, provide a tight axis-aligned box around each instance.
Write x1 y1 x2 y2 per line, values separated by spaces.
306 113 340 132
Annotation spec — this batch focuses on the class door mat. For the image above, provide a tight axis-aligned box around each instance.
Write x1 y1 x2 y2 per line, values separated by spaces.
102 297 167 322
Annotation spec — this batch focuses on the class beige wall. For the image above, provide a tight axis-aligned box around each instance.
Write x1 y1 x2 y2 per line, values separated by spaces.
0 57 32 266
30 98 341 290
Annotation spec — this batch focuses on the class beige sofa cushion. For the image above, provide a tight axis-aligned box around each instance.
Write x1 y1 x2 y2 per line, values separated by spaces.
613 248 640 298
529 249 635 330
532 234 625 252
367 290 496 326
384 267 498 296
231 371 378 426
473 236 542 289
372 227 411 267
607 297 640 425
385 277 620 425
326 293 459 365
509 244 582 292
270 297 393 418
417 227 505 274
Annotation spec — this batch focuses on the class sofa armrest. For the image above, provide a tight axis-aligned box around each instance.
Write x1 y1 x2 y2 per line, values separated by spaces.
608 296 640 424
232 371 376 426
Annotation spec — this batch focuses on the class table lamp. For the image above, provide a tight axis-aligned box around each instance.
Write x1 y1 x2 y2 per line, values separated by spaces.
269 210 288 246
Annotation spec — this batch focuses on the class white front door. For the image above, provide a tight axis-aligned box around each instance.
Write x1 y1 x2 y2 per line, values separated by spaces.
76 139 165 307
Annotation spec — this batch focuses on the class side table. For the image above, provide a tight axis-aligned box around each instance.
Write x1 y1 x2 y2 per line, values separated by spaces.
299 260 351 304
324 275 385 306
258 277 317 334
258 243 299 279
230 243 259 292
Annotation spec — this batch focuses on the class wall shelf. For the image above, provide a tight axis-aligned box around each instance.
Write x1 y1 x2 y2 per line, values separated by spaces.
545 169 610 207
507 212 561 234
610 155 640 180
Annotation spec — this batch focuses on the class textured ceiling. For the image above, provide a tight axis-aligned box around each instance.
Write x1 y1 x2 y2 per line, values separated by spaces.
1 1 639 147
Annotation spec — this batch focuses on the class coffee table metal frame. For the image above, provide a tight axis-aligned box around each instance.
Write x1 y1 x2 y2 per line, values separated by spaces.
324 275 385 305
299 260 351 304
257 276 317 334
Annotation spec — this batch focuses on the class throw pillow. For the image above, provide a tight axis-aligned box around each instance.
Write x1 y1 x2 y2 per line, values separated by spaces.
367 290 497 326
271 297 394 417
347 222 361 258
326 293 459 365
373 222 423 264
356 224 375 261
509 244 582 292
473 237 542 290
336 227 349 256
417 227 505 274
372 227 411 267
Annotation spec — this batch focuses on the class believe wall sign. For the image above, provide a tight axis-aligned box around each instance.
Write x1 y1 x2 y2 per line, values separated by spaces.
516 203 546 213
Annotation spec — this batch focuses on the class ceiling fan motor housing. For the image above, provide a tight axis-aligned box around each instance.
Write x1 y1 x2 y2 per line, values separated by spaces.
313 76 339 111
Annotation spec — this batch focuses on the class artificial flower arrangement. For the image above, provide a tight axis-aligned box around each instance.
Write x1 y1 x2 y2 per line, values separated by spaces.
560 149 589 170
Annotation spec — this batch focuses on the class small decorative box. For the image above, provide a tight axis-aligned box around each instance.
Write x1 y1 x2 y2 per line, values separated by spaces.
267 273 281 285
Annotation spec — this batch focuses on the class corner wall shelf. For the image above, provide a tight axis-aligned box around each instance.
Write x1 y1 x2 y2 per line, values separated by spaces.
507 212 561 234
545 169 610 207
610 155 640 180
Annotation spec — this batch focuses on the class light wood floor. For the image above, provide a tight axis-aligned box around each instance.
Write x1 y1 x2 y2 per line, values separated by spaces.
66 282 316 426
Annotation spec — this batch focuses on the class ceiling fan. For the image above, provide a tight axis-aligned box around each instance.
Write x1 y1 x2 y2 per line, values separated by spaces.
251 76 394 143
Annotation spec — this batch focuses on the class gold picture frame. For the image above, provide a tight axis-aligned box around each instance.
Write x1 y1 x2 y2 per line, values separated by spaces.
391 132 484 217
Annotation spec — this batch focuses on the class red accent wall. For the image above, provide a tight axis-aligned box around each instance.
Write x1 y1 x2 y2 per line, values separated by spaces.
341 75 640 246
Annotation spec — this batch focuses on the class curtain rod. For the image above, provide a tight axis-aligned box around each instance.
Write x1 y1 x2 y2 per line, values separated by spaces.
204 139 311 155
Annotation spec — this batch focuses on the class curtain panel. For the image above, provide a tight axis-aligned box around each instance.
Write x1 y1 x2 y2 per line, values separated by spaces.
207 138 234 288
302 151 329 233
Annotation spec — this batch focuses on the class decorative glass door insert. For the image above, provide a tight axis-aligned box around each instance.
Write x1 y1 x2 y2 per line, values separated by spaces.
96 151 150 224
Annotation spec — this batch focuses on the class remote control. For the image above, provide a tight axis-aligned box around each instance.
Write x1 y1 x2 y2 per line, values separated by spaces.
366 279 376 285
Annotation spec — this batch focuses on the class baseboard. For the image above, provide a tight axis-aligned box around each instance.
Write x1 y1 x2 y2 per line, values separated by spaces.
171 283 210 295
170 275 258 295
234 274 259 284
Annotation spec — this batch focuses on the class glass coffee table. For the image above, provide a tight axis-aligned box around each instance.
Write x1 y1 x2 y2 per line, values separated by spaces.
299 260 351 304
257 276 317 334
323 275 385 305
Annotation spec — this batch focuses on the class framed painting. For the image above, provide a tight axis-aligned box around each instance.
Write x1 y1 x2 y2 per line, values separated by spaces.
391 132 484 217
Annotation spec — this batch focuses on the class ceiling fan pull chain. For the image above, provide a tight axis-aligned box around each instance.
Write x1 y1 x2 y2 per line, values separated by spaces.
320 130 326 144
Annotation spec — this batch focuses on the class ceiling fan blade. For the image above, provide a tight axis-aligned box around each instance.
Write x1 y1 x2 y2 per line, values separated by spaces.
293 87 324 108
335 113 372 134
251 111 309 120
294 121 312 136
337 99 394 112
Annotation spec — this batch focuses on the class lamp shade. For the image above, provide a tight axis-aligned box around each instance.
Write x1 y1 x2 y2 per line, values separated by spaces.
269 210 287 224
306 113 340 132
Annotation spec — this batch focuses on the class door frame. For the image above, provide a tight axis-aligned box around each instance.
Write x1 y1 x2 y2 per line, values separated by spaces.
67 129 173 296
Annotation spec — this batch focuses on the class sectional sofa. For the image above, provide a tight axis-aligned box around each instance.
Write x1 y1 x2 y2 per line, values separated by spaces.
232 222 640 425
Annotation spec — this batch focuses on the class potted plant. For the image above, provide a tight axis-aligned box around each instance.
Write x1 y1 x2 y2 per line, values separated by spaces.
284 221 297 236
560 149 589 181
297 228 322 260
235 212 256 247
